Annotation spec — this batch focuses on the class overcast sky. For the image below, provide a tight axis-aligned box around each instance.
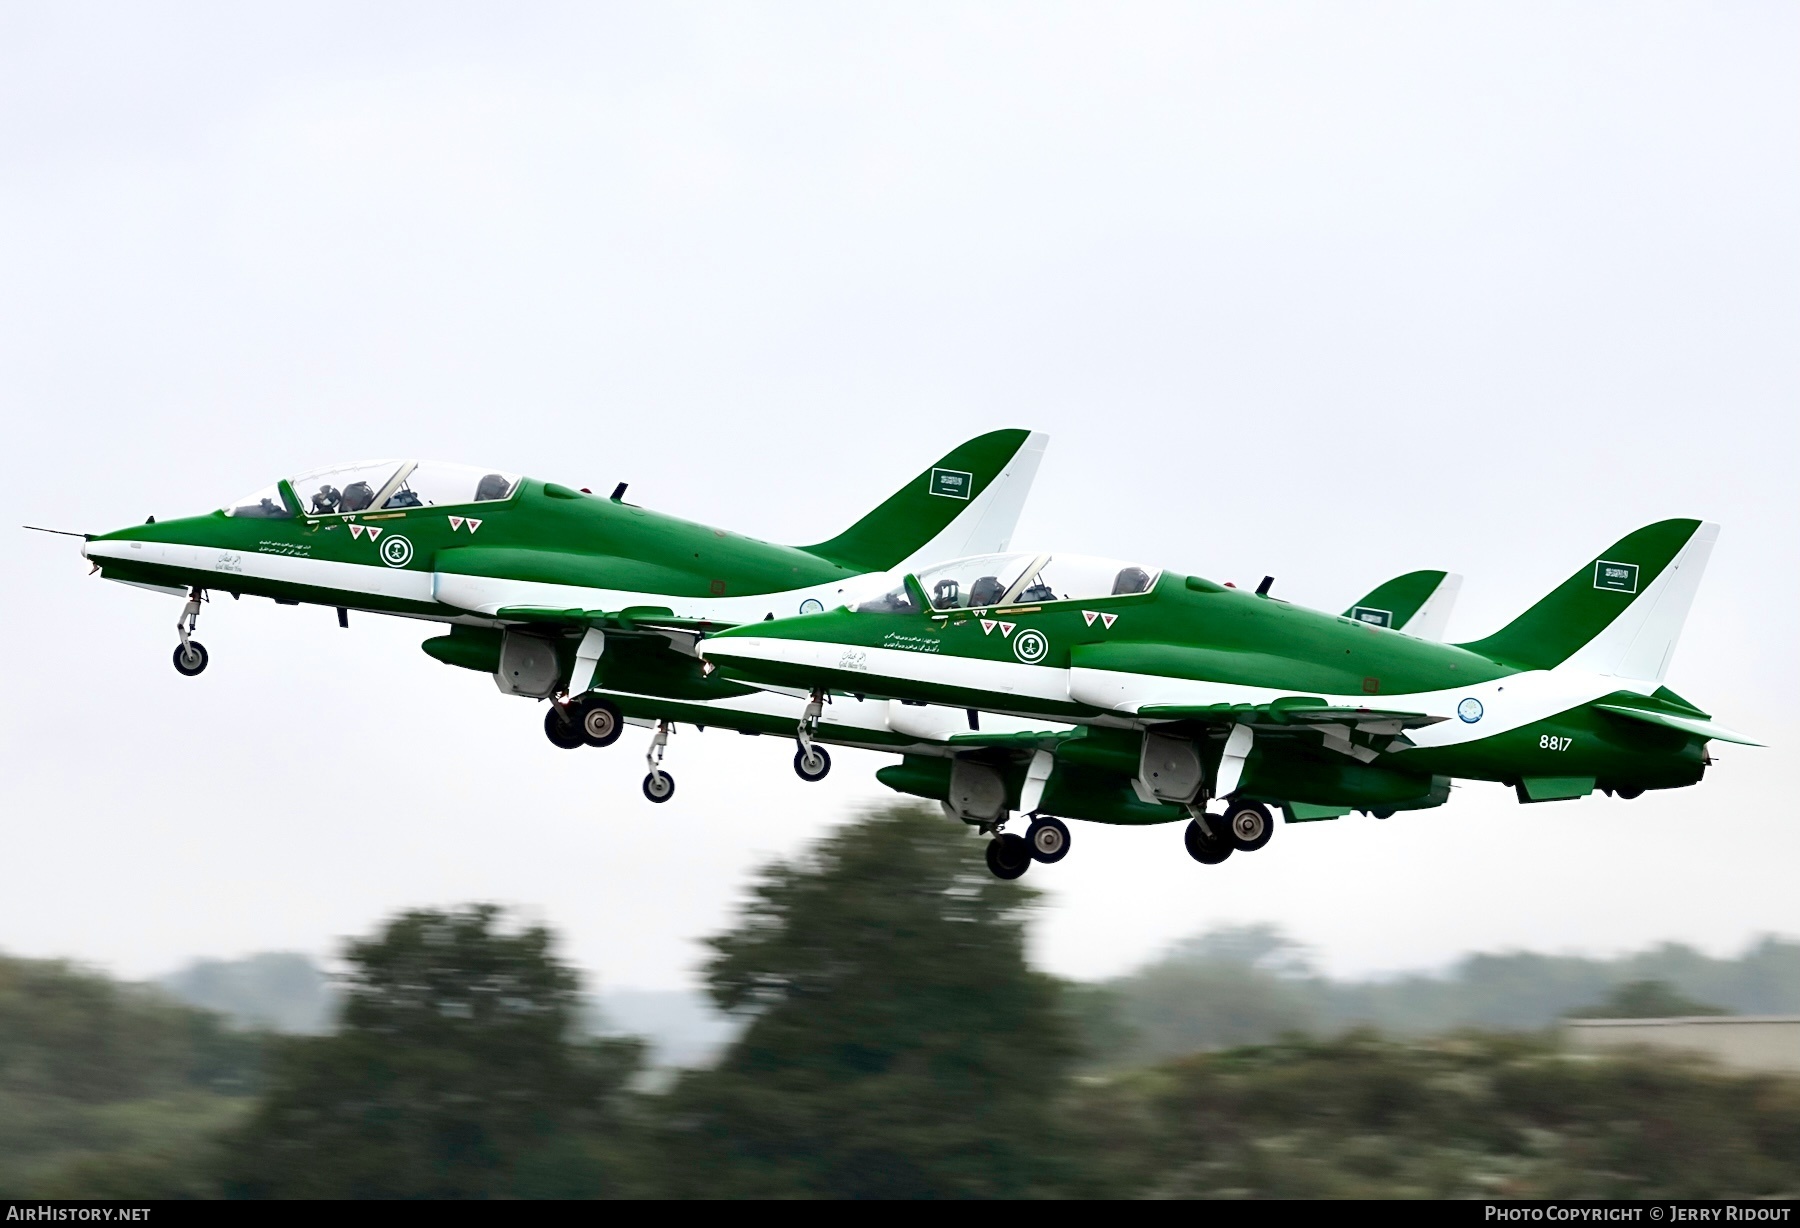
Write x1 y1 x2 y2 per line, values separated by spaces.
2 2 1795 989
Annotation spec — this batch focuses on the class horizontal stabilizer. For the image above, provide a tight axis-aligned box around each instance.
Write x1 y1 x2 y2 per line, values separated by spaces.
1344 570 1462 639
1594 702 1762 747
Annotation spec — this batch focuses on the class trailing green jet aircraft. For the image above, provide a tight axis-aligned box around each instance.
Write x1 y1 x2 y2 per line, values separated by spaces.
698 521 1758 879
566 565 1461 799
63 431 1053 794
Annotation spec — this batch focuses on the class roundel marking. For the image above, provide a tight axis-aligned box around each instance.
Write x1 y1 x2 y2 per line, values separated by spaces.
380 534 415 568
1012 627 1049 664
799 598 824 615
1457 697 1483 724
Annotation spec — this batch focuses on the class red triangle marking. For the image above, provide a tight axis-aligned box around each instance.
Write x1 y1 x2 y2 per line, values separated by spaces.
466 519 482 533
1101 612 1118 628
365 527 382 542
348 524 364 539
1082 610 1098 626
980 619 996 635
999 622 1015 637
448 515 464 530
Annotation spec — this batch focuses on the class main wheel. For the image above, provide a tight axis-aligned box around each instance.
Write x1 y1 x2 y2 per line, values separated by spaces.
1184 817 1233 865
172 641 208 676
543 706 584 750
794 745 832 782
1026 816 1071 863
642 771 676 803
985 833 1031 880
575 696 624 747
1223 799 1274 852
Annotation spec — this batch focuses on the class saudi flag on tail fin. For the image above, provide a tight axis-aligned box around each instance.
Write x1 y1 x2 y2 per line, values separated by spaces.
800 429 1048 573
1458 519 1716 680
1343 570 1463 639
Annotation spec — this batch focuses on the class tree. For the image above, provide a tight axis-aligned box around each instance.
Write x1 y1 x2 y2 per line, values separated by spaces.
659 804 1082 1198
221 905 644 1198
1567 979 1731 1020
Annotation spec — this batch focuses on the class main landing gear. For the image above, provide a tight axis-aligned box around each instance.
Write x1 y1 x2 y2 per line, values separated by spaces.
983 815 1072 880
171 587 209 676
543 694 625 751
1184 798 1275 865
793 689 832 782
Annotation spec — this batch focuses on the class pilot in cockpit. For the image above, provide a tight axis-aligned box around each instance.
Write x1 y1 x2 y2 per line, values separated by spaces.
1112 566 1151 595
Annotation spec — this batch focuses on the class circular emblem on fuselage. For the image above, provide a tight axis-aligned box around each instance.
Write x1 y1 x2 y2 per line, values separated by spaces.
380 534 415 568
1458 697 1483 724
1012 627 1049 664
799 598 824 615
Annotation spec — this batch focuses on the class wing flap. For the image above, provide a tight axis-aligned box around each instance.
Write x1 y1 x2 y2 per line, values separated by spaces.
1135 699 1444 731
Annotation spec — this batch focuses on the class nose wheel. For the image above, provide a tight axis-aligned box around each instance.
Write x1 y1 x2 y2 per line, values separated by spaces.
793 689 831 781
171 588 209 676
642 720 676 803
172 641 209 676
793 745 832 782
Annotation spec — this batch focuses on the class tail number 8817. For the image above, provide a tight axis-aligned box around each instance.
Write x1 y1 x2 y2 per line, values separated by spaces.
1538 735 1573 751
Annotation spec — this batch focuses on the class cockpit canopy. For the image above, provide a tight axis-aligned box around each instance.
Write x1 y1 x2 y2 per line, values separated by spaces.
225 461 521 518
855 552 1159 614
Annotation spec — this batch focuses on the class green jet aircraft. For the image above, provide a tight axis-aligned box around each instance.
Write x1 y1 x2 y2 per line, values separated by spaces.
60 431 1066 797
697 520 1758 879
562 564 1461 800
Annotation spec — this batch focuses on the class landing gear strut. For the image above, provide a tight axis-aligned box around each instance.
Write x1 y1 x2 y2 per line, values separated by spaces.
1184 809 1232 865
793 689 831 782
544 704 584 749
172 587 208 676
642 720 675 803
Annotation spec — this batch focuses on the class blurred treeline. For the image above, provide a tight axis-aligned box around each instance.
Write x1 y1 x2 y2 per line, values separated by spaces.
3 804 1797 1199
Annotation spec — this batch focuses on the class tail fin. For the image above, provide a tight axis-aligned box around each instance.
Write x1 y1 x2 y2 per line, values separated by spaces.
801 429 1048 572
1344 570 1463 639
1458 519 1717 679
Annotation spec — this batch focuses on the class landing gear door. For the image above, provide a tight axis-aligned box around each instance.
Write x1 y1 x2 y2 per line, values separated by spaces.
495 629 562 698
945 758 1008 823
1137 731 1203 804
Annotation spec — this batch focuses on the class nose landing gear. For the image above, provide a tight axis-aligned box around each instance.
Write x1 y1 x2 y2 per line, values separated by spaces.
642 720 675 803
793 689 832 782
172 587 209 676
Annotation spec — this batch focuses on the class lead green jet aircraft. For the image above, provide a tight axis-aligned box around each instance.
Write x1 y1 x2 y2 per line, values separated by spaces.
697 520 1758 879
63 430 1058 794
